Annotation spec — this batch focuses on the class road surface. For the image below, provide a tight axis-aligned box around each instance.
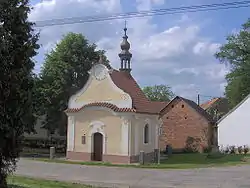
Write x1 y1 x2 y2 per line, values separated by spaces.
15 158 250 188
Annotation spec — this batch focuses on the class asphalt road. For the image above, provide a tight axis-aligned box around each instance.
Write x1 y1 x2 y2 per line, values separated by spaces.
15 158 250 188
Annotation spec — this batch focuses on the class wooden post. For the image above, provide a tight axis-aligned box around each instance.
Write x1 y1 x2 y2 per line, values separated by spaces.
50 147 55 160
139 151 144 165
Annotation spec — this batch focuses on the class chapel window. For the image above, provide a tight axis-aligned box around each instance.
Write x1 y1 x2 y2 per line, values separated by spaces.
144 124 149 144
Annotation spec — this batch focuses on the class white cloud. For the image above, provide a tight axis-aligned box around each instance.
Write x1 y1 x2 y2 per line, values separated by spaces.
172 68 199 76
136 0 165 11
193 42 220 55
204 64 229 80
172 84 199 101
30 0 228 101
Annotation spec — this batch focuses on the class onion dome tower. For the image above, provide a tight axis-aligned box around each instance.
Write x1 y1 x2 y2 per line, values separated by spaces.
119 22 132 72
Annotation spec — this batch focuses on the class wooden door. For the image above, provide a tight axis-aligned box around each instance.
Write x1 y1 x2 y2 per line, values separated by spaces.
93 132 103 161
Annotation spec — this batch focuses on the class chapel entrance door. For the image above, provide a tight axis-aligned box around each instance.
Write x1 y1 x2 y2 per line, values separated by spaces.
92 132 103 161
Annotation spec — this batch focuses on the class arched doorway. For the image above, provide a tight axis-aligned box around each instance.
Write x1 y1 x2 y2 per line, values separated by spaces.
92 132 103 161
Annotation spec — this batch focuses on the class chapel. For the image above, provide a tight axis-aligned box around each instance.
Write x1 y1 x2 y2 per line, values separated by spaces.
64 26 167 164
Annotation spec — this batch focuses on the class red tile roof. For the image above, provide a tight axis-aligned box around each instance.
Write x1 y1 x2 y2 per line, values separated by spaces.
65 69 169 114
200 98 220 110
110 70 168 114
65 102 136 113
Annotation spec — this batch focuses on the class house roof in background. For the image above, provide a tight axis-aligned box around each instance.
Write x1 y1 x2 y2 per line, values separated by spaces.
160 96 214 122
200 97 221 110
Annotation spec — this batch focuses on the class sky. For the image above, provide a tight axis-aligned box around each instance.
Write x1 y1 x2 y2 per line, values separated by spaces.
29 0 250 103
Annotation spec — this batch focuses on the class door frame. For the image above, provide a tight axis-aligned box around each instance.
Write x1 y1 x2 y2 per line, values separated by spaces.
92 132 103 161
88 121 106 155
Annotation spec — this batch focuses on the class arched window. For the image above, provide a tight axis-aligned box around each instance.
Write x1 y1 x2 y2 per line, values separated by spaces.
144 124 149 144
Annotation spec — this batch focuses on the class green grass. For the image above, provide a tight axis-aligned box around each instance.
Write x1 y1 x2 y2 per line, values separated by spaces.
156 153 250 169
8 176 93 188
29 153 250 169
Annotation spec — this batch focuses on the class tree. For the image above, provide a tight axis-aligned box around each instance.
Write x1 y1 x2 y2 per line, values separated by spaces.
142 84 175 102
0 0 39 186
215 18 250 108
37 32 109 135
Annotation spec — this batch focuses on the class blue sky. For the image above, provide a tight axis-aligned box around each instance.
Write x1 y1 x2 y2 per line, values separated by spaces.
29 0 250 103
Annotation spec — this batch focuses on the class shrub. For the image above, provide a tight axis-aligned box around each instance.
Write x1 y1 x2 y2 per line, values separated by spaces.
243 145 249 154
238 146 243 154
219 145 225 153
207 152 225 159
184 136 201 153
224 146 230 154
229 146 236 154
22 138 66 151
203 146 212 153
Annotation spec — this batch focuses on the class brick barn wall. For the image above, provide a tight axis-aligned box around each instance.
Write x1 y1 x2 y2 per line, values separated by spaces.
159 99 212 152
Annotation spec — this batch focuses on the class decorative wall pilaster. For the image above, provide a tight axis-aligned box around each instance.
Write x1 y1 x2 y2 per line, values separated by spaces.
121 116 131 156
67 116 75 151
134 122 139 155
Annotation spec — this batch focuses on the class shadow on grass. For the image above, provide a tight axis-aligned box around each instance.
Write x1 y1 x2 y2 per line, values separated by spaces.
8 185 25 188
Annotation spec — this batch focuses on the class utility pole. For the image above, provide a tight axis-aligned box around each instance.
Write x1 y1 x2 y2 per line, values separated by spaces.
197 94 200 106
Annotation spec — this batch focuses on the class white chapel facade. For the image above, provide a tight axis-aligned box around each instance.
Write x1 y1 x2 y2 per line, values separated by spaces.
65 27 165 164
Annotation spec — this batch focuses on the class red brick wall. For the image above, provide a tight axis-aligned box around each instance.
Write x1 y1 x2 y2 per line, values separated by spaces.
159 99 212 152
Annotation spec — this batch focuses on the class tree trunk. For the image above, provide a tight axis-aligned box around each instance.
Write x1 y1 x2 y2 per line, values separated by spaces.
0 173 7 188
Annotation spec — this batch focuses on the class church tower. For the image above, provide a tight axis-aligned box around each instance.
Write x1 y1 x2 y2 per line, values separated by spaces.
119 23 132 72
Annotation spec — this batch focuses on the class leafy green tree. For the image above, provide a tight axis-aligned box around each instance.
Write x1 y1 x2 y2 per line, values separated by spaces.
142 84 175 102
37 32 109 135
215 18 250 108
0 0 39 186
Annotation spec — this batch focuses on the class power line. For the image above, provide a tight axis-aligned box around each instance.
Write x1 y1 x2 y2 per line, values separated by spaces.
34 1 250 28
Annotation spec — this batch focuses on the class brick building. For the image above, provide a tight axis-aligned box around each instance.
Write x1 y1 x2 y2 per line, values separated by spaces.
159 96 215 152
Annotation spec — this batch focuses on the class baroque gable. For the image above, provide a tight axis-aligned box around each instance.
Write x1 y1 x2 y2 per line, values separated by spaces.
68 64 132 109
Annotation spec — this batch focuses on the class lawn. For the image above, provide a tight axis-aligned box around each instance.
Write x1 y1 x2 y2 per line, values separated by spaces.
156 153 250 169
8 176 92 188
29 153 250 169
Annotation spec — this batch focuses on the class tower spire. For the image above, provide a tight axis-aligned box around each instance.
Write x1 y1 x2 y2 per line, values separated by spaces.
119 20 132 72
124 20 127 37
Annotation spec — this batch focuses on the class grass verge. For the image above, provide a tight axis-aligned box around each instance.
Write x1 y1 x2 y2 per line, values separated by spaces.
28 153 250 169
8 176 92 188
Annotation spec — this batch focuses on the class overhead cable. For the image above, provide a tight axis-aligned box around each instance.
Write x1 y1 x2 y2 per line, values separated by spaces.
34 1 250 27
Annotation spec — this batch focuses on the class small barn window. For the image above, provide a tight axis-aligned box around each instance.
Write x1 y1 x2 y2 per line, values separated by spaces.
171 105 174 108
144 124 149 144
82 135 86 144
182 104 184 108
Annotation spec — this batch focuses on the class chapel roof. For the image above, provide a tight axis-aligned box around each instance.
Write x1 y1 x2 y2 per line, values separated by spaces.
109 69 169 114
65 102 136 113
64 67 169 115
